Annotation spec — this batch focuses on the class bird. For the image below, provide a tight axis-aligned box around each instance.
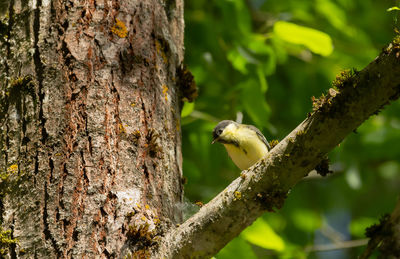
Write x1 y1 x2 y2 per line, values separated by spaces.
212 120 271 170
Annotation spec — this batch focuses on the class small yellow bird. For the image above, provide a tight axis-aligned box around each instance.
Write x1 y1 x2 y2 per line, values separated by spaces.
212 120 271 170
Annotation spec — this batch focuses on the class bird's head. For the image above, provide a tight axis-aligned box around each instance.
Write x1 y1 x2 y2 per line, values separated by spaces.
212 120 238 145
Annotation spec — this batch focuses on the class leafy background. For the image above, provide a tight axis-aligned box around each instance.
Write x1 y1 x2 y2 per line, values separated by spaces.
181 0 400 258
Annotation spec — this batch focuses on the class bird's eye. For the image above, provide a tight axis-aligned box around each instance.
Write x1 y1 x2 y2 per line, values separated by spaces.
218 129 223 134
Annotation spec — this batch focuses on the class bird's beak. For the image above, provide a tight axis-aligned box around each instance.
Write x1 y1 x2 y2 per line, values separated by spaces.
211 137 219 144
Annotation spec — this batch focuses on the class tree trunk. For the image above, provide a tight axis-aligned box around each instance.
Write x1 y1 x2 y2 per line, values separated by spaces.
0 0 184 257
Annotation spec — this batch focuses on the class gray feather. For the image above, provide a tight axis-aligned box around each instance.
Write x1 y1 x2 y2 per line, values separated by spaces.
244 124 271 150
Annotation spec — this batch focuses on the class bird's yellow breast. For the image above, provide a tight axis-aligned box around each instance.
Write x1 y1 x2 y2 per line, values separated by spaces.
222 128 269 170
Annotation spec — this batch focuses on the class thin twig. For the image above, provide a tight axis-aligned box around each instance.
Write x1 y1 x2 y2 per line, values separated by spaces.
305 239 369 252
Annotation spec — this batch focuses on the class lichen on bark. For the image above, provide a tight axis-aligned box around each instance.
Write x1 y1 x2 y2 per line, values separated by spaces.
0 0 185 257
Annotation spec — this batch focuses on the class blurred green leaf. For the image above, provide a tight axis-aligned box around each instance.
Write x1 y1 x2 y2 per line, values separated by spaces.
257 67 268 93
349 217 376 238
241 217 285 251
245 36 277 77
264 214 287 232
291 210 322 232
247 35 273 55
273 21 333 56
316 0 348 32
227 47 249 74
378 161 400 179
181 102 195 117
240 79 271 129
182 158 201 181
216 236 258 259
237 46 259 64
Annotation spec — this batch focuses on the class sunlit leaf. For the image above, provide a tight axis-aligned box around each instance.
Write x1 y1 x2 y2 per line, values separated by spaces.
241 217 285 251
273 21 333 56
181 102 195 117
387 6 400 12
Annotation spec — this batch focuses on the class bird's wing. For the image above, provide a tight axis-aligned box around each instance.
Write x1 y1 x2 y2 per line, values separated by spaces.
245 125 271 150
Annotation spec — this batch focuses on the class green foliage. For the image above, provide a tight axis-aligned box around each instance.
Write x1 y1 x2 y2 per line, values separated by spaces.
183 0 398 258
387 6 400 12
291 210 322 233
349 217 377 238
216 236 258 259
0 164 20 196
241 217 285 251
273 21 333 56
181 102 195 118
0 227 17 255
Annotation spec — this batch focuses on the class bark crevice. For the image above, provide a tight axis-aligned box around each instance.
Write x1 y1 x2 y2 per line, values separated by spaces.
4 0 14 77
42 181 62 257
1 0 185 256
33 0 47 144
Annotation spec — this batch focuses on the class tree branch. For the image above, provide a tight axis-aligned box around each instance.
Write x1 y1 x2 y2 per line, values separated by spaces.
305 239 369 253
159 38 400 258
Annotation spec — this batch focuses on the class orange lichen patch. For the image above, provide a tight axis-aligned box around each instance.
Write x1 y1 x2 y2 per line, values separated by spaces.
153 217 161 225
234 191 242 201
269 139 280 149
119 123 127 133
111 19 128 38
126 223 156 256
2 164 19 180
195 201 204 207
162 85 168 101
155 40 168 64
7 164 18 174
133 130 141 137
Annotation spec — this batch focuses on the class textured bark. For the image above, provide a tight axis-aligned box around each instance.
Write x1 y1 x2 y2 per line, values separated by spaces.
158 40 400 258
379 198 400 258
0 0 184 257
360 198 400 259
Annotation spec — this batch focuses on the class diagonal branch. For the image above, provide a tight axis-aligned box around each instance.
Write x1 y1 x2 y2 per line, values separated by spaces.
159 38 400 258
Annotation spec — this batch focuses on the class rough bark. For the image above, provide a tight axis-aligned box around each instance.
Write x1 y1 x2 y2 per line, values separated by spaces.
158 39 400 258
379 198 400 258
0 0 184 257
